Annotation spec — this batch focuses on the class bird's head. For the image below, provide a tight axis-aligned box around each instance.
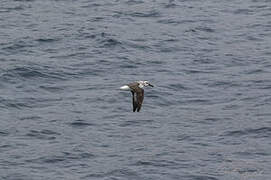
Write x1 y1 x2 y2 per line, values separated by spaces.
138 81 154 88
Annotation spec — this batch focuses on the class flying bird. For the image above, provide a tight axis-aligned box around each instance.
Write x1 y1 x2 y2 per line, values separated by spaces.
120 81 154 112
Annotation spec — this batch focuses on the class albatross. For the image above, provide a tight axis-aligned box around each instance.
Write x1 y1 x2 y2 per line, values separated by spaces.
120 81 154 112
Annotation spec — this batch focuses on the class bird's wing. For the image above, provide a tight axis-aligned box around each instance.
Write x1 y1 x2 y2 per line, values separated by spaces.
135 88 144 112
131 91 137 112
128 82 139 90
129 83 139 112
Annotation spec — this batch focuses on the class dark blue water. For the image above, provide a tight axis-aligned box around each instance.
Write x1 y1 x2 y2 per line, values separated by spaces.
1 0 271 179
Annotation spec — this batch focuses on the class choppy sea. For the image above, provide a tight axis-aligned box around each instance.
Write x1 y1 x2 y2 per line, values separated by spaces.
1 0 271 179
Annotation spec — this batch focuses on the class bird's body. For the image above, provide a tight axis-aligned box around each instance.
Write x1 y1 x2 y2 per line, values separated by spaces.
120 81 153 112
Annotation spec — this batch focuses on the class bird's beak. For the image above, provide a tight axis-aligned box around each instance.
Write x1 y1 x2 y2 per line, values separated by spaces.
149 83 154 87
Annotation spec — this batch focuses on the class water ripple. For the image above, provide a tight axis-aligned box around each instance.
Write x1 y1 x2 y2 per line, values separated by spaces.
1 0 271 179
223 127 271 138
25 129 60 140
68 119 96 128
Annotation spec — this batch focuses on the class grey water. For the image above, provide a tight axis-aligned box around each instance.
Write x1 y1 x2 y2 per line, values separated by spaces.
1 0 271 179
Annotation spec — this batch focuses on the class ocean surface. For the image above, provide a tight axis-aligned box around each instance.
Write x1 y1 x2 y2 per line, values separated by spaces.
1 0 271 179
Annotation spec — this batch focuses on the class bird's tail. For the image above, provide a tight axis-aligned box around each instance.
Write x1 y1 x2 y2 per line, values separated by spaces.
120 85 130 90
